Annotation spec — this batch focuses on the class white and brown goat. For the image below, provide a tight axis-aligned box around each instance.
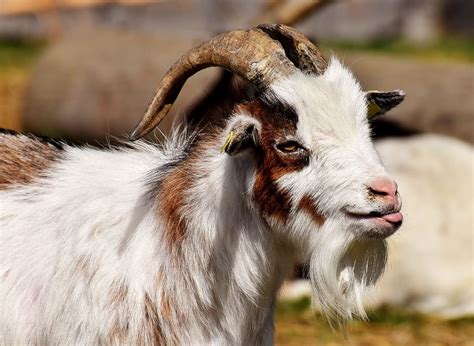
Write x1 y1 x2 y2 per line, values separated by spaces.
0 24 405 344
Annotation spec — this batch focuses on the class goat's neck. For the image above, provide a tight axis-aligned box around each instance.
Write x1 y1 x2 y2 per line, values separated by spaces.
154 140 294 336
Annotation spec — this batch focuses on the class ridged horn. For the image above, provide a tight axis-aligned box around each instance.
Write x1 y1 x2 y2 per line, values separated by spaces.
130 27 298 140
257 23 327 75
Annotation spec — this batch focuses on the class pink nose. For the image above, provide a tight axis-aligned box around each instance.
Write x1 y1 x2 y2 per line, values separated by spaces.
369 177 398 199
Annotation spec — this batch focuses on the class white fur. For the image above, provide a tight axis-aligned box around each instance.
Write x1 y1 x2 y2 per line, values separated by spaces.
271 58 391 323
0 57 394 344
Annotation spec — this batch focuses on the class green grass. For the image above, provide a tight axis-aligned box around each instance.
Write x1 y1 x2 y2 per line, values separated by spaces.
277 296 312 315
0 39 46 68
322 38 474 62
275 297 474 345
366 306 427 326
0 39 45 131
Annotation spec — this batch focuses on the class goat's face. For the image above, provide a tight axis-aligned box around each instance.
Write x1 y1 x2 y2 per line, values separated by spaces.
132 24 406 325
224 58 404 323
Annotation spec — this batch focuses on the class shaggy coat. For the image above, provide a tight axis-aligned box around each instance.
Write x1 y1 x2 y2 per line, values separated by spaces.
0 58 401 344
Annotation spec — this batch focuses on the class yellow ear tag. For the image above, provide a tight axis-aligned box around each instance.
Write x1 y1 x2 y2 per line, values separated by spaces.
221 130 234 153
367 102 381 119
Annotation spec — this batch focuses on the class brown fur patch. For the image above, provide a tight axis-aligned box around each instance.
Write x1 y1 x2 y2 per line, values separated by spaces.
144 293 165 343
160 292 174 322
107 280 130 342
238 100 308 223
298 195 325 227
157 167 190 251
0 132 62 189
253 169 293 223
109 279 129 305
155 135 217 252
74 255 98 283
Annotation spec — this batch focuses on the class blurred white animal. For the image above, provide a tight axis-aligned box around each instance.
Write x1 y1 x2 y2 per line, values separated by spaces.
370 134 474 317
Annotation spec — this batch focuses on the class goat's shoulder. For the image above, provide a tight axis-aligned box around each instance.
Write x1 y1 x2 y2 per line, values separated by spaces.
0 129 64 189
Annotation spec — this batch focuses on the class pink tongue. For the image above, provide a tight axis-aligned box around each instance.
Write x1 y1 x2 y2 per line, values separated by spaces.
381 212 403 223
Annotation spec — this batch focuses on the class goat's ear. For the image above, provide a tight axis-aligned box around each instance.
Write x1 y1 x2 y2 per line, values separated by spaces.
221 117 260 156
366 90 405 120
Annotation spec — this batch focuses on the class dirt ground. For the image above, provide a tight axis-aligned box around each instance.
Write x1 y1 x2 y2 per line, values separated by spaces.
275 298 474 346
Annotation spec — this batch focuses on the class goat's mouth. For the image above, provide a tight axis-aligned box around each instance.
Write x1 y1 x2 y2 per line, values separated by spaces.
345 209 403 238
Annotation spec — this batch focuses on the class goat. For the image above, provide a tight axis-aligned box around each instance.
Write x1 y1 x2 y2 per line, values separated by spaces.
0 24 405 344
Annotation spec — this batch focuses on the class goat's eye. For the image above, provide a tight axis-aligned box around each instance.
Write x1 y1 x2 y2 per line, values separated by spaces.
276 141 305 153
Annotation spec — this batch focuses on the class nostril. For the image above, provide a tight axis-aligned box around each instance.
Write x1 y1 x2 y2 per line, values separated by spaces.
368 178 398 198
368 186 387 197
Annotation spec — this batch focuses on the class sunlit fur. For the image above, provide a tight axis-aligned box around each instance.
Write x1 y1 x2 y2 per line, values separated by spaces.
0 57 395 344
271 58 391 325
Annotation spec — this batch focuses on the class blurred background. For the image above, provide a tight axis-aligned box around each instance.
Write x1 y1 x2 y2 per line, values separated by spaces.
0 0 472 344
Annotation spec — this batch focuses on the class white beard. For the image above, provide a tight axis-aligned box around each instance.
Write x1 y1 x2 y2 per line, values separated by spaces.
309 221 387 327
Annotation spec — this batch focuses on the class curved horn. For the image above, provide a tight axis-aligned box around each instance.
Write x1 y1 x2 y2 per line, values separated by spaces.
130 28 298 140
257 23 327 75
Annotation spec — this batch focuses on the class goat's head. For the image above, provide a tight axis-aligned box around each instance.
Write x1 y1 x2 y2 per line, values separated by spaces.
131 24 405 325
